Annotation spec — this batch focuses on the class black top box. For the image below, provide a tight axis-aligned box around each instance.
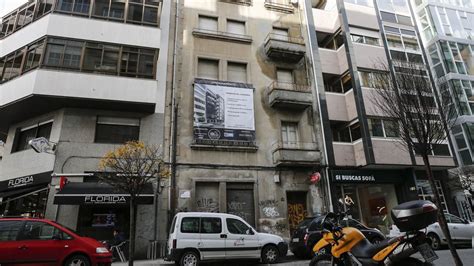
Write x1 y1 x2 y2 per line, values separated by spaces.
391 200 438 232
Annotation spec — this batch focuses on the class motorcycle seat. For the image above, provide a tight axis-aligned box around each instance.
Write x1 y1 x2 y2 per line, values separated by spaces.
351 238 392 258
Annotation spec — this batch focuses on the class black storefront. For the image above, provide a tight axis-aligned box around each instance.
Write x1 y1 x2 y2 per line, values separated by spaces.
330 169 417 234
0 172 52 217
54 182 154 241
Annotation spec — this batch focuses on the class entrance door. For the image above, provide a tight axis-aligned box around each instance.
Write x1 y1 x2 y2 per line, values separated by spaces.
287 191 308 235
226 183 255 226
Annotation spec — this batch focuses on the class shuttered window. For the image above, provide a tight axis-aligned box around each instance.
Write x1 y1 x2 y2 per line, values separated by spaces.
227 20 245 35
281 122 299 148
198 58 219 80
227 62 247 83
276 68 294 83
199 15 218 31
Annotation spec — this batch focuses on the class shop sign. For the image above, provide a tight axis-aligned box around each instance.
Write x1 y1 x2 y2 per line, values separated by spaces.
84 195 127 204
331 170 403 184
334 173 376 182
8 175 34 188
0 172 52 192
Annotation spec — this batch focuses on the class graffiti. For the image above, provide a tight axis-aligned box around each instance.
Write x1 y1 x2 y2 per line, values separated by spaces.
227 201 246 211
197 198 219 212
287 203 307 232
258 199 278 207
262 207 280 218
259 219 288 235
229 211 252 222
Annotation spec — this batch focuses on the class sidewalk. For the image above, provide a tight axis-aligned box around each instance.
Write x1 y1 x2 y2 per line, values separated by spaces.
112 256 310 266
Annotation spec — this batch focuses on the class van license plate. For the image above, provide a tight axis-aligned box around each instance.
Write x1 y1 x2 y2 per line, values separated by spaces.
417 243 438 262
292 238 299 242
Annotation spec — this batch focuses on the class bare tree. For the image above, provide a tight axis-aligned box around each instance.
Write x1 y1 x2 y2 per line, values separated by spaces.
370 60 462 266
99 141 168 266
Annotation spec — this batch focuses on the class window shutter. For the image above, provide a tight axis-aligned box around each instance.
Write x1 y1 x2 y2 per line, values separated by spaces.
198 59 219 80
227 20 245 35
227 62 247 83
199 16 218 31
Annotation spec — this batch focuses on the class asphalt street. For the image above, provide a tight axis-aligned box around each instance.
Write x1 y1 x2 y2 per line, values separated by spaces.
113 248 474 266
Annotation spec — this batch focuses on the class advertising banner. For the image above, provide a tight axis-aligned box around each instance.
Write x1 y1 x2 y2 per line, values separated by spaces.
193 79 255 146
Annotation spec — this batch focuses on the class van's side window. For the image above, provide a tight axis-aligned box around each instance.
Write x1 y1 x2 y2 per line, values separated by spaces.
200 218 222 234
226 218 250 235
181 217 200 233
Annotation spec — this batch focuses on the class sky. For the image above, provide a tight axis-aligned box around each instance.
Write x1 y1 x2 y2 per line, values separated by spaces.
0 0 27 18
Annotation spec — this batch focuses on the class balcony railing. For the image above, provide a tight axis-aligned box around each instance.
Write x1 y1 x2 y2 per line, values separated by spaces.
266 81 312 109
266 81 311 93
220 0 252 5
192 28 252 43
264 0 294 13
272 141 320 166
264 33 306 62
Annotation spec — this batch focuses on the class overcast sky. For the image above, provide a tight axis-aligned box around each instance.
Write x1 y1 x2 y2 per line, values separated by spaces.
0 0 27 18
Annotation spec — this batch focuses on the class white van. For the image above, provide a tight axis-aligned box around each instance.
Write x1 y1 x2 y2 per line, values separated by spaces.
165 212 288 266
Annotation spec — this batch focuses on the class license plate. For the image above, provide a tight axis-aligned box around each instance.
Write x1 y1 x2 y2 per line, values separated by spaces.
292 238 299 242
417 243 438 263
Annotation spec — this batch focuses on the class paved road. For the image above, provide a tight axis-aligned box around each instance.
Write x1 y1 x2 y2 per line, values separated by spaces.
113 248 474 266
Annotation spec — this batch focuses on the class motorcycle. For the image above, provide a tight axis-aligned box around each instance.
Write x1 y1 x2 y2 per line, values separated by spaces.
310 200 439 266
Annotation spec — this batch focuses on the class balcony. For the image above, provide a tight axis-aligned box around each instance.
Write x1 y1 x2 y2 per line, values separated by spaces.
265 81 312 109
264 33 306 62
272 141 321 166
264 0 294 13
192 28 252 44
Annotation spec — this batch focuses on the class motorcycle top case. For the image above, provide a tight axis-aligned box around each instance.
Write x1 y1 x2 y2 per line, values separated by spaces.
391 200 438 232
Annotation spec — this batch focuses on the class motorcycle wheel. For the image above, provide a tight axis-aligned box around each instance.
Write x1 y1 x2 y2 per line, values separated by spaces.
391 257 433 266
309 254 333 266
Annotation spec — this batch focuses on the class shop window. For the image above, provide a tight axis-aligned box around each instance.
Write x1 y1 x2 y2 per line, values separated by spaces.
12 122 53 152
198 15 218 31
0 221 22 241
227 62 247 83
181 217 200 233
197 58 219 80
226 218 251 235
227 19 245 35
95 117 140 144
200 218 222 234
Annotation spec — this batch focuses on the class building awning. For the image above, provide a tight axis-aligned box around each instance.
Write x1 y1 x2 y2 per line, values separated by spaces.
0 172 52 194
0 185 49 203
53 182 154 205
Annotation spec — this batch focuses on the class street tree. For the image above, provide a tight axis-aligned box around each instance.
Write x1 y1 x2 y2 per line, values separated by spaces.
370 60 463 266
99 141 168 266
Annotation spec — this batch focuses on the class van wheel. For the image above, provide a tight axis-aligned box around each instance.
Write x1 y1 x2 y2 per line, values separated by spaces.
64 254 90 266
262 245 279 264
427 233 441 250
180 250 199 266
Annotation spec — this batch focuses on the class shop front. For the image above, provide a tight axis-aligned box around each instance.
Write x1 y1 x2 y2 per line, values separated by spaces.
53 182 154 242
0 172 52 217
331 169 415 234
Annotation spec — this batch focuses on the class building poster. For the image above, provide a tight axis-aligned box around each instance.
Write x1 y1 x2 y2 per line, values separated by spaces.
193 79 255 146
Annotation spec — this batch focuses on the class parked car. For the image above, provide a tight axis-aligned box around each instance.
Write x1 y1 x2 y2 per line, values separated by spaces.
0 217 112 266
165 212 288 266
290 216 386 259
389 213 474 250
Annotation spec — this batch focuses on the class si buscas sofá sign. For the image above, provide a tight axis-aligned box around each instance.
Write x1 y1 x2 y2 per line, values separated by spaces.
8 175 34 188
84 195 127 204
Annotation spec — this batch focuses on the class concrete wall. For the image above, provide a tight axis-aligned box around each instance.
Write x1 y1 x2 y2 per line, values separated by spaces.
326 92 349 121
333 143 356 166
353 43 387 69
345 2 379 30
313 8 340 33
372 139 412 165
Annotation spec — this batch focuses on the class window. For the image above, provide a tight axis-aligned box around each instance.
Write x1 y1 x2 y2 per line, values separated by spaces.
37 0 55 18
95 117 140 144
323 72 352 93
197 58 219 80
24 40 45 72
368 118 400 138
417 179 448 211
396 14 412 26
432 144 451 156
83 42 120 73
57 0 91 14
1 50 24 83
44 38 84 69
227 62 247 83
447 214 464 224
276 68 294 83
227 20 245 35
368 119 384 137
380 11 397 23
272 27 289 41
93 0 125 20
281 122 299 148
13 122 53 152
200 218 222 234
0 221 23 241
181 217 200 233
199 15 218 31
120 47 156 78
19 222 62 240
226 218 251 235
351 34 379 46
383 120 400 137
127 0 160 25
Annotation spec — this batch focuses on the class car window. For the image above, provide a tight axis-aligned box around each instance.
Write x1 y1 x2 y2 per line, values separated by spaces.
448 215 463 224
181 217 200 233
0 221 23 241
200 218 222 234
20 221 65 240
226 218 251 235
308 217 323 231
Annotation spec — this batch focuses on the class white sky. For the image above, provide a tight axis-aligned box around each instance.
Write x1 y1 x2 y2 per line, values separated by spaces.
0 0 27 18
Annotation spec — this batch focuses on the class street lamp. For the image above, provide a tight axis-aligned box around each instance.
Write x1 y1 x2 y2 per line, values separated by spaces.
28 137 57 154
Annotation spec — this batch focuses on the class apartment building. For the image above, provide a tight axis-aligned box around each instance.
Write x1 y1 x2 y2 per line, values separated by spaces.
0 0 171 257
307 0 465 232
166 0 328 238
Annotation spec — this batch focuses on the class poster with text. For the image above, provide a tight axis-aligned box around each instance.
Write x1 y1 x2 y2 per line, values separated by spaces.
193 79 255 146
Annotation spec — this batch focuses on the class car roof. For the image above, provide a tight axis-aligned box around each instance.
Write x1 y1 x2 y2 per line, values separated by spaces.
175 212 242 219
0 217 52 222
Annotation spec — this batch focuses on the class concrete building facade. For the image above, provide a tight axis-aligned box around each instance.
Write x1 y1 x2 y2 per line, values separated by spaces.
0 0 171 258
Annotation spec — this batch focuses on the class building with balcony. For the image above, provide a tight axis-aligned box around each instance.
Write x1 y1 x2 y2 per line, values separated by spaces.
0 0 171 258
166 0 324 239
305 0 470 232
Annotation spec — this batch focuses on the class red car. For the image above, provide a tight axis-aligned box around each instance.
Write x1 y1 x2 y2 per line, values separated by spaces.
0 218 112 266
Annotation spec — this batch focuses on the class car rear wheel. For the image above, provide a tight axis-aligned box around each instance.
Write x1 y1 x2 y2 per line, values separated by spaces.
180 250 199 266
262 245 280 264
64 254 90 266
427 233 441 250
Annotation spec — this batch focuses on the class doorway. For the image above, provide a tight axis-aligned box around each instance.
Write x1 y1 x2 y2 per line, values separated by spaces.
286 191 308 235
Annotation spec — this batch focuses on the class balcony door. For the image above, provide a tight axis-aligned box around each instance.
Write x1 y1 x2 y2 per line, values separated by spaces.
272 27 288 41
281 122 299 148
